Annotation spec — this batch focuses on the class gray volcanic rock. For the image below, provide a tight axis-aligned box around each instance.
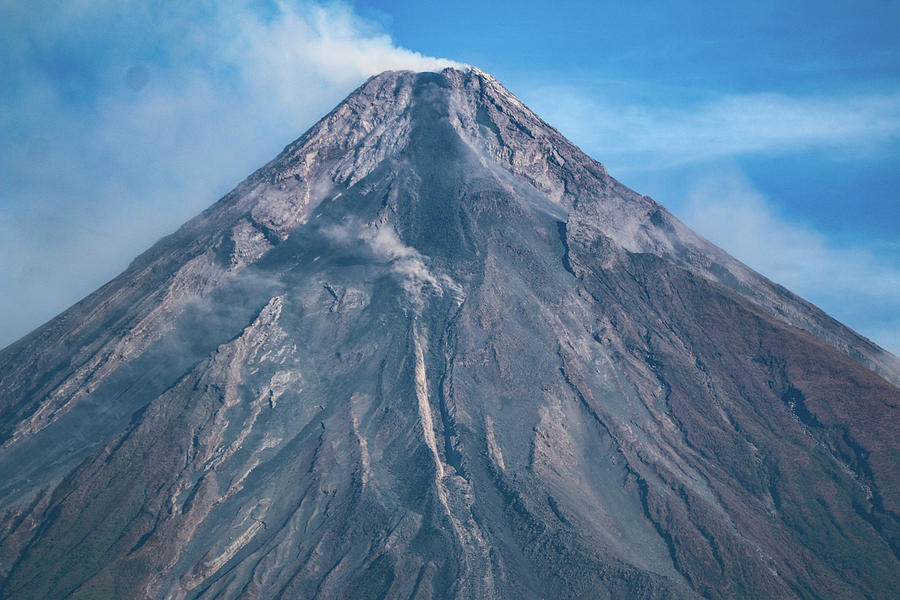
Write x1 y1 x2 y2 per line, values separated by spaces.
1 68 899 599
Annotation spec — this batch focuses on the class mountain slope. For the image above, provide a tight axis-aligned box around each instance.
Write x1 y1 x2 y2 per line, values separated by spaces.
1 68 898 599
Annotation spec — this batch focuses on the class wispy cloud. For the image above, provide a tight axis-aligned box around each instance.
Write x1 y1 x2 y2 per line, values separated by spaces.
322 220 447 311
525 79 900 356
0 1 460 348
361 225 442 302
681 168 900 355
526 85 900 170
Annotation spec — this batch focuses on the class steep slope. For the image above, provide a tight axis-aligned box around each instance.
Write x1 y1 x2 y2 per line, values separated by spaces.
0 68 898 599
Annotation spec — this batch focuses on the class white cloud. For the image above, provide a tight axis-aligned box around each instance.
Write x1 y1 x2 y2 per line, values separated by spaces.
0 1 461 348
323 221 443 309
526 85 900 170
362 225 441 296
525 82 900 356
221 2 462 110
680 168 900 355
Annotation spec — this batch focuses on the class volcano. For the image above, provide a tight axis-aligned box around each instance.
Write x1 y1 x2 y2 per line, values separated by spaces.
1 68 898 599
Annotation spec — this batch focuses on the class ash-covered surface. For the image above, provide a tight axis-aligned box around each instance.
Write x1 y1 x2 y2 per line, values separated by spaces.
1 68 898 599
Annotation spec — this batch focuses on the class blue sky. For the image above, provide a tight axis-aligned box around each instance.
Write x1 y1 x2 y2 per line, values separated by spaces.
1 1 899 354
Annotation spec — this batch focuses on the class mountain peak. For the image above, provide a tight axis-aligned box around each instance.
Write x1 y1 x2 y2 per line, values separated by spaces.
204 68 898 384
238 66 611 234
1 67 899 599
